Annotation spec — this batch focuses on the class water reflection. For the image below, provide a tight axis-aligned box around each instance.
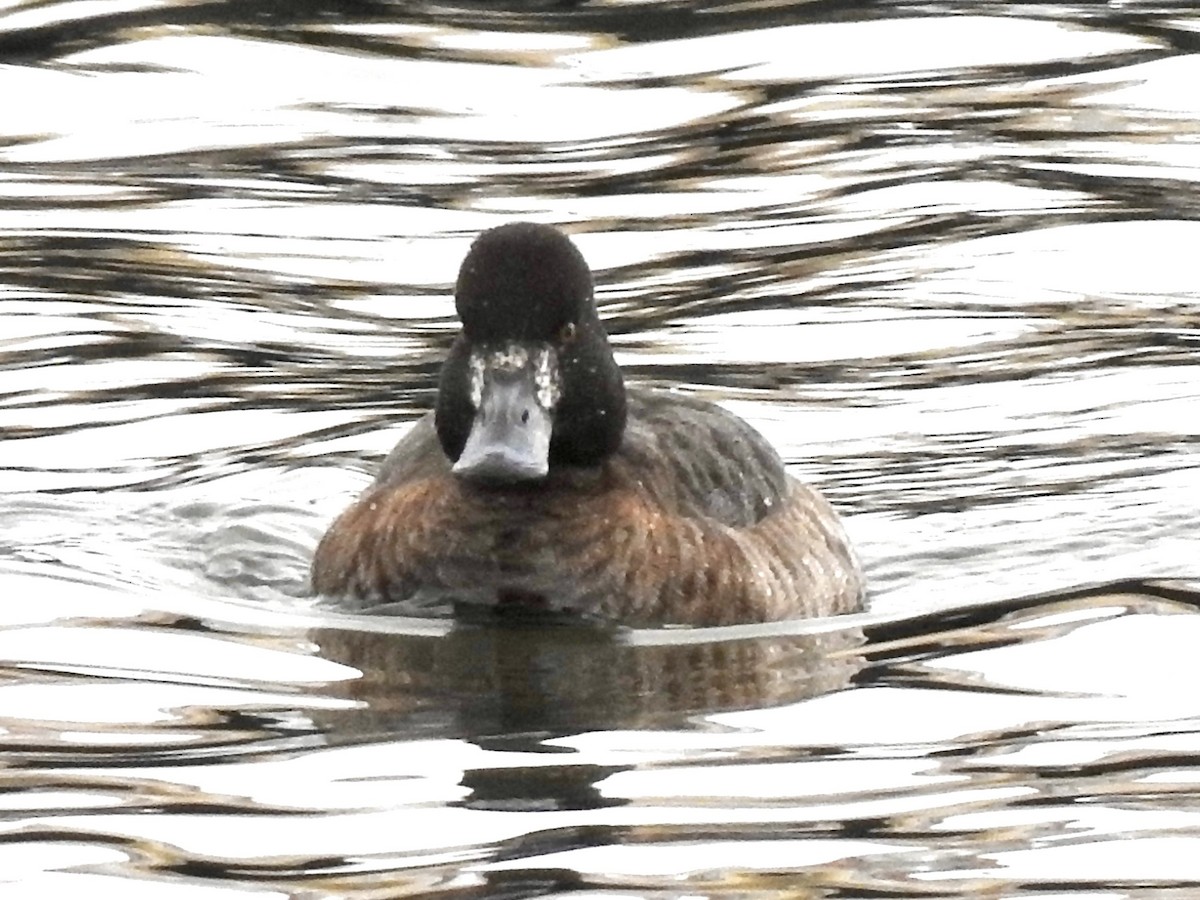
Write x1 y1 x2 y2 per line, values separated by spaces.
6 579 1200 896
314 619 865 739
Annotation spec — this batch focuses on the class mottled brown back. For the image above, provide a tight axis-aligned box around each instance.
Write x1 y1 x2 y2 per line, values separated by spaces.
312 388 863 626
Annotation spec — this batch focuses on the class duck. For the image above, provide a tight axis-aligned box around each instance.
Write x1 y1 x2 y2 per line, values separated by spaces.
311 222 864 626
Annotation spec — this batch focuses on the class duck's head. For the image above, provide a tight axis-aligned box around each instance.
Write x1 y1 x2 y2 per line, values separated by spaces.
434 222 627 483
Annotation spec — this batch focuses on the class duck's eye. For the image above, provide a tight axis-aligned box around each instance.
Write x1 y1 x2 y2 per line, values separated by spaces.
558 321 578 344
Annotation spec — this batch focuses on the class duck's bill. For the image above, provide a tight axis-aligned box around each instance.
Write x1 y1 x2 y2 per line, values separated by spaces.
453 362 554 483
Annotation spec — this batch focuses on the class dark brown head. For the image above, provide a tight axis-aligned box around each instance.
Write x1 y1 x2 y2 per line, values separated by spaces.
435 223 627 482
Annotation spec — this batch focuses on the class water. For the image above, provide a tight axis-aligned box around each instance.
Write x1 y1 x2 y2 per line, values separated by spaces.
2 1 1199 895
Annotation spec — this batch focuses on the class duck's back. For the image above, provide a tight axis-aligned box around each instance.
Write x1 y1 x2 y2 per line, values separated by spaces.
593 388 862 623
615 389 790 528
313 388 863 625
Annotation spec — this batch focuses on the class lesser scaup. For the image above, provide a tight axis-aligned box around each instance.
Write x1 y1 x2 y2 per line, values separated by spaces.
312 222 864 626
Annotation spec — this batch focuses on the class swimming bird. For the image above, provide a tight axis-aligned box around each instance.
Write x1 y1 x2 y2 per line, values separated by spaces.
312 222 863 626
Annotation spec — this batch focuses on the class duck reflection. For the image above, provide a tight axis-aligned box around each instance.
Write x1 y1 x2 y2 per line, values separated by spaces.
309 616 865 739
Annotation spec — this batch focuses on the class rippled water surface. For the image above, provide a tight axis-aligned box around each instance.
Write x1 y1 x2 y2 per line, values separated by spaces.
3 1 1200 896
